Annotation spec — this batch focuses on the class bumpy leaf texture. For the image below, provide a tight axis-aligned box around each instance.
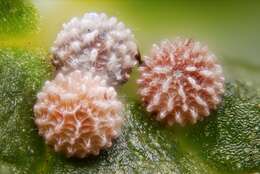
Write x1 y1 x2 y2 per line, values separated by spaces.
185 82 260 173
0 48 259 174
0 48 52 174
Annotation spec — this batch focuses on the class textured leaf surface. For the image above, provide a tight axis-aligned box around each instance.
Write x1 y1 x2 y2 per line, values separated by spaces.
0 48 52 174
184 82 260 173
0 0 38 36
0 48 259 174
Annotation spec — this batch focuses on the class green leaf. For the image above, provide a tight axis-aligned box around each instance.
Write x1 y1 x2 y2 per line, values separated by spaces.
0 48 52 174
0 48 259 174
0 0 39 36
184 82 260 173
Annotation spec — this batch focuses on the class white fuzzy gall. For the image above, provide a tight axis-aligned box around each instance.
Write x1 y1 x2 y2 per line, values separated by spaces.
34 70 123 158
52 12 140 86
137 38 225 125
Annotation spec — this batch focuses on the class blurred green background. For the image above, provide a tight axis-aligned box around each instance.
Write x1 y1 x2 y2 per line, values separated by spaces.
1 0 260 99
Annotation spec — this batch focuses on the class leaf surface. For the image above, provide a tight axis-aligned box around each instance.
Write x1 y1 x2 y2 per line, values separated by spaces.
0 49 259 174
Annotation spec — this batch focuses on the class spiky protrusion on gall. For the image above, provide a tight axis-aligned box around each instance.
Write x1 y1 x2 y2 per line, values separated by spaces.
51 12 139 86
137 38 225 125
34 70 123 158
